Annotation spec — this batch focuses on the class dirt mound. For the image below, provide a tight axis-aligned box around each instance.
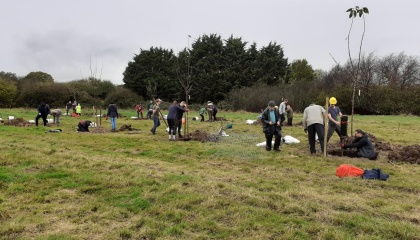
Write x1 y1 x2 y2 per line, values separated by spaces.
367 133 398 151
388 145 420 164
190 130 220 142
3 118 36 127
119 124 139 131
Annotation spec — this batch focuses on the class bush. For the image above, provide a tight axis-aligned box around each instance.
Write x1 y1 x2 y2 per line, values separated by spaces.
104 87 142 108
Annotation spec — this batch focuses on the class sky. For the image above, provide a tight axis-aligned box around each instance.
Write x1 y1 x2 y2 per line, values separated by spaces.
1 0 419 85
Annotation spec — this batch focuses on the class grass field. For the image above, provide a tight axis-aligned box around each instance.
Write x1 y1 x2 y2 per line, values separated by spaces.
0 108 419 240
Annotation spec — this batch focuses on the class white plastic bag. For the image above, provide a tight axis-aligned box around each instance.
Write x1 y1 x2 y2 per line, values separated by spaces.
283 135 300 144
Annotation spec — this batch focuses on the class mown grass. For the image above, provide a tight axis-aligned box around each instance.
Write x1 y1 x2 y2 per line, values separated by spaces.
0 108 419 239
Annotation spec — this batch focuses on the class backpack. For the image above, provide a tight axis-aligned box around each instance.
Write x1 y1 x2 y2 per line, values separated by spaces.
362 169 389 181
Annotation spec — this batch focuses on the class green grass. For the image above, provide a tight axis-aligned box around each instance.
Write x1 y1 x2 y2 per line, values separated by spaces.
0 108 419 239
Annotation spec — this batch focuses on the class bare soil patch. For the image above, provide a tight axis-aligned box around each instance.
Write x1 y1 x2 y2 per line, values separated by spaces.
190 130 220 142
3 118 38 127
327 133 420 164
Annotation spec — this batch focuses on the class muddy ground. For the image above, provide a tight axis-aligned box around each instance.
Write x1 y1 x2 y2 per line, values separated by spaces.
327 133 419 164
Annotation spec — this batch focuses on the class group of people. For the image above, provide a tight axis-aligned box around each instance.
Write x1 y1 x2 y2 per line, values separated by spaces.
35 102 62 127
65 101 82 116
278 99 294 126
262 97 376 160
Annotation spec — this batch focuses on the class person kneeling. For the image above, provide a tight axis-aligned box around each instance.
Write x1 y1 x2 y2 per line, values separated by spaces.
342 129 377 160
261 101 282 152
77 120 92 132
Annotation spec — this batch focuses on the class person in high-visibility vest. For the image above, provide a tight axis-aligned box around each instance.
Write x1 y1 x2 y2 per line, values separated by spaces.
76 103 82 116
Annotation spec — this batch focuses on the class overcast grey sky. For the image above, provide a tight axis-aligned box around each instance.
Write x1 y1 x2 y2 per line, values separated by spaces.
1 0 419 84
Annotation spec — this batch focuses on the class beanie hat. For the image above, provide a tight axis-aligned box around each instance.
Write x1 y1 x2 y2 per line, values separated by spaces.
268 101 275 107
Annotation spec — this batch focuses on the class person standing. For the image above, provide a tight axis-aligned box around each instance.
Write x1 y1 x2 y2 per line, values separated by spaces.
302 103 325 154
72 101 77 114
199 106 206 122
107 103 119 131
279 99 288 126
176 101 187 138
212 103 218 121
66 101 72 115
150 99 162 134
76 103 82 116
146 101 154 119
35 102 50 126
138 104 143 119
261 100 282 152
206 101 214 122
135 103 140 118
285 104 294 126
50 109 62 126
167 101 187 140
327 97 343 143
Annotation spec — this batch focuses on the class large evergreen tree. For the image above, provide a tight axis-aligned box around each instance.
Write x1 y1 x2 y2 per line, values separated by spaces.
123 47 179 100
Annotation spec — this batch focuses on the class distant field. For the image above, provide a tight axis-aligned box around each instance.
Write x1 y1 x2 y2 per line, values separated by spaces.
0 108 419 239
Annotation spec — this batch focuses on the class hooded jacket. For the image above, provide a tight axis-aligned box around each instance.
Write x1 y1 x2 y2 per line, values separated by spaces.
38 102 50 116
344 133 376 159
107 104 119 118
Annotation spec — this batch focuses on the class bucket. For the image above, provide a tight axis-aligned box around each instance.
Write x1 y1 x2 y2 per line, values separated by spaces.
8 116 15 120
47 119 54 123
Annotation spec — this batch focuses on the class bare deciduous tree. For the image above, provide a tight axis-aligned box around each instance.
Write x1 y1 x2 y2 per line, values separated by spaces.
345 6 369 133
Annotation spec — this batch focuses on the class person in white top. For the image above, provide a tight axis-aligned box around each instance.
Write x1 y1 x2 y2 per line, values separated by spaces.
302 103 326 154
278 99 288 126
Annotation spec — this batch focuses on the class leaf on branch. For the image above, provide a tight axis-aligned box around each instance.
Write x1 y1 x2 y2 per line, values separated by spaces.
363 7 369 14
349 12 353 18
359 11 363 17
346 8 353 12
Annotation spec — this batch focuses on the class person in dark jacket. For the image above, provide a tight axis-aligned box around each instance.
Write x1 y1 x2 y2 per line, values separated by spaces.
167 101 187 140
176 101 187 138
107 104 119 131
35 102 50 126
77 120 92 132
66 101 72 115
261 100 282 152
342 129 377 160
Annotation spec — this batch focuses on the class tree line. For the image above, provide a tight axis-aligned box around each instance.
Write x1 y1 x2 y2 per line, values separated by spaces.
1 34 419 115
0 71 140 109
